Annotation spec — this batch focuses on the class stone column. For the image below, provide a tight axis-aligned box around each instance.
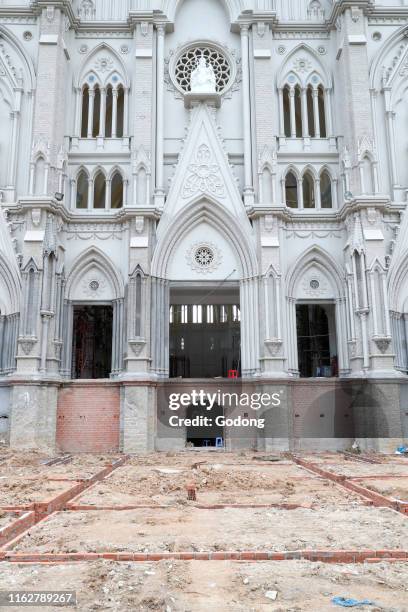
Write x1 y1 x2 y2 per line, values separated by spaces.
154 24 166 207
240 24 254 205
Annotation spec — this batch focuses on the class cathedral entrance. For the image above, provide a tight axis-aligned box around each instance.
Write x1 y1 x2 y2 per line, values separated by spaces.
186 402 224 448
169 286 241 378
296 304 338 378
72 305 113 379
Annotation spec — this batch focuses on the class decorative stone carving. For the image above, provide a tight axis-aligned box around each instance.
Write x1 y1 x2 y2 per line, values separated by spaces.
135 216 144 234
183 144 224 198
301 274 329 297
191 55 216 94
293 57 312 74
129 339 146 357
265 339 283 357
186 242 222 274
78 0 95 20
373 337 392 354
81 275 107 298
31 209 41 227
18 337 36 356
94 57 114 73
166 42 240 101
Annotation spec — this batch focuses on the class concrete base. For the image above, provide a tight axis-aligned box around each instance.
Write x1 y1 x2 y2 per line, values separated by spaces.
9 383 58 451
3 377 408 452
120 384 156 453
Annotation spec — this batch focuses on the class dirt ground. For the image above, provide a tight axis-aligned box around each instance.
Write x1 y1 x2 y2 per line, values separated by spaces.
0 560 407 611
1 450 408 610
75 463 362 507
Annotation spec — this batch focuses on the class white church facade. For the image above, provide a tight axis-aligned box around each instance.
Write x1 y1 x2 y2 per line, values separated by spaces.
1 0 408 452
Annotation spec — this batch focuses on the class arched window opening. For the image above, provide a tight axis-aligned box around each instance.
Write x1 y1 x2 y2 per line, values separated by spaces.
285 172 298 208
294 85 302 138
76 170 89 209
135 274 142 337
362 156 374 195
81 85 89 138
318 86 327 138
307 86 315 137
105 86 113 138
111 172 123 209
283 86 291 137
92 85 101 137
117 86 125 138
34 157 46 196
93 172 106 209
303 172 315 208
320 171 333 209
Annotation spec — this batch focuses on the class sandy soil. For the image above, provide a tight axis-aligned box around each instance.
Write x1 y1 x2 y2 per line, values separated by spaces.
0 451 121 481
320 462 408 477
12 506 407 554
0 559 407 611
0 510 16 530
76 463 362 507
0 478 79 506
359 478 408 502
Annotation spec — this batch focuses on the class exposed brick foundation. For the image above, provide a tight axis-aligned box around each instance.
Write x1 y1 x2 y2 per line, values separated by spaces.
56 382 120 453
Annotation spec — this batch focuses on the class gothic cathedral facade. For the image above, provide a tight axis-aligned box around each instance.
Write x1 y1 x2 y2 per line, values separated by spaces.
1 0 408 452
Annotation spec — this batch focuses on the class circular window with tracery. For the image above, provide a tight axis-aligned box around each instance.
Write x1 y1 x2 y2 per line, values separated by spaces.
174 44 233 95
195 246 215 268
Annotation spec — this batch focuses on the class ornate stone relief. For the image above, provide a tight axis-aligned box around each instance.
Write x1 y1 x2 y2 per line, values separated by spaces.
293 57 313 74
186 242 222 275
94 56 114 73
265 339 283 357
373 337 392 354
129 339 146 356
183 144 225 199
18 337 37 356
300 274 329 298
165 41 241 101
65 223 127 241
81 275 108 298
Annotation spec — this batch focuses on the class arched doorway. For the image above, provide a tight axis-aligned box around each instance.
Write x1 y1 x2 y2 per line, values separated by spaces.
186 401 224 447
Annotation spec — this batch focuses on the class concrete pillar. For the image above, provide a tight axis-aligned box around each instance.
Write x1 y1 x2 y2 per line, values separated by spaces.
240 24 254 205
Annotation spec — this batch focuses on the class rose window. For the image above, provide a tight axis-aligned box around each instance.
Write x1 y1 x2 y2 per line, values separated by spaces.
175 45 232 94
194 246 215 268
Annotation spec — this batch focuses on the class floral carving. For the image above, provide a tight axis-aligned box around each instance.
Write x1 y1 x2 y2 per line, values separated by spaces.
183 144 224 198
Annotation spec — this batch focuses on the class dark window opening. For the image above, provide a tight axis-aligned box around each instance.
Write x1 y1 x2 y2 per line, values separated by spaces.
81 86 89 137
294 85 302 137
285 171 298 208
283 86 291 137
72 305 113 379
170 297 241 379
318 86 327 138
105 86 113 138
186 402 224 448
296 304 338 378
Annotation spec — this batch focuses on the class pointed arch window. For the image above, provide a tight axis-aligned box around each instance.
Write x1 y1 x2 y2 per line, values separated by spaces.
93 171 106 209
318 85 327 138
76 170 89 209
320 170 333 208
294 85 302 138
307 86 315 137
283 86 291 137
303 171 315 208
80 79 126 139
111 172 123 209
81 85 90 137
105 85 113 138
116 85 125 138
280 77 330 139
285 172 298 208
92 85 101 137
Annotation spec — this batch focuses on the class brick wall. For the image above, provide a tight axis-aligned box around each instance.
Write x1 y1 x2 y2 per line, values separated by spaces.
56 383 120 453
